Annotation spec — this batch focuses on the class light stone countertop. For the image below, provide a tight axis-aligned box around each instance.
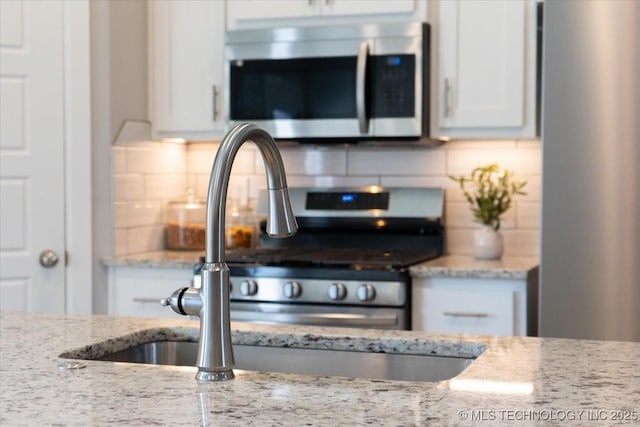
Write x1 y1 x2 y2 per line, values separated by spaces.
410 255 539 280
103 250 203 270
1 311 639 426
103 252 540 281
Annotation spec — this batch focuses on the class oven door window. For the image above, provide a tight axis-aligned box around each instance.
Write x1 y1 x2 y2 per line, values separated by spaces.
230 57 357 121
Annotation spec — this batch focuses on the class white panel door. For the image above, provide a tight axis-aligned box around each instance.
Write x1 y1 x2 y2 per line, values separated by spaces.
0 1 66 312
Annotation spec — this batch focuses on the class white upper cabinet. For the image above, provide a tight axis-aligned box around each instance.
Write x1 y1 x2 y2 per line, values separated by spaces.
149 0 225 140
227 0 419 29
432 0 538 139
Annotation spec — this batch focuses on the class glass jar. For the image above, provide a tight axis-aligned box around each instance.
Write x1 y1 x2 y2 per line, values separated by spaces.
165 190 206 251
225 201 256 250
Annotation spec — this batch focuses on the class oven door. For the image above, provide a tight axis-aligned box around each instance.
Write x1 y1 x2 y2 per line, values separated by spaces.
225 37 423 141
230 302 407 330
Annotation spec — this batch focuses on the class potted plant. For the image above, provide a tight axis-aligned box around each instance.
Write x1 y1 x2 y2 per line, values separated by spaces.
449 163 527 260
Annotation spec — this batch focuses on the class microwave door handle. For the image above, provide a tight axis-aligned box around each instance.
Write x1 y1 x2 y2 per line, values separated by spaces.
356 42 369 134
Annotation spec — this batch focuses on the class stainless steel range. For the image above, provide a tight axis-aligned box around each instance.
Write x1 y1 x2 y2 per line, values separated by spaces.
195 186 444 330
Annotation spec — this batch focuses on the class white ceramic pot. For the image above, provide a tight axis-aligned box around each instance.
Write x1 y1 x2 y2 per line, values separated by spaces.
473 225 504 260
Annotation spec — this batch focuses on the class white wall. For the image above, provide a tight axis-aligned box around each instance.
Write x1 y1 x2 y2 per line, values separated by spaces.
91 1 149 312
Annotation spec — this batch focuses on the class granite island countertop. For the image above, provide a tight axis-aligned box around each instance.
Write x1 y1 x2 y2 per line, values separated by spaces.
1 311 639 426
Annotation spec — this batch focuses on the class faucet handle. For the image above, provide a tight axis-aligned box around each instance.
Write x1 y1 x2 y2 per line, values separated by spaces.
161 287 188 315
161 286 203 317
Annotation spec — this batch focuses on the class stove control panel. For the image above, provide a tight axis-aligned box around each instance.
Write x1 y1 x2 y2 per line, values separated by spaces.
229 276 406 307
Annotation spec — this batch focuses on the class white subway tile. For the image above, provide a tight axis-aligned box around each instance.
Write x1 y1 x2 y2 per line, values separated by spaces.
114 174 144 201
127 201 164 227
114 201 163 229
160 143 188 173
516 139 542 149
502 230 541 257
247 175 268 199
285 175 380 188
274 148 347 175
444 140 517 150
144 174 187 201
444 229 474 256
112 147 126 174
445 228 540 257
114 202 128 228
126 143 187 174
446 146 541 175
380 176 451 188
114 229 127 257
126 225 166 254
516 202 541 229
195 174 211 200
521 174 541 201
187 143 218 173
185 174 197 193
348 148 446 176
232 146 257 174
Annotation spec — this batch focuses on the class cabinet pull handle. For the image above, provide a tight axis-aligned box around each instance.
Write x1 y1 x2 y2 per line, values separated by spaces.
443 311 491 319
444 78 452 117
212 85 219 121
132 297 164 304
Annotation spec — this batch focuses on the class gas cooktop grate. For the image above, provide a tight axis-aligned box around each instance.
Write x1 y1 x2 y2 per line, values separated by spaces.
224 247 440 269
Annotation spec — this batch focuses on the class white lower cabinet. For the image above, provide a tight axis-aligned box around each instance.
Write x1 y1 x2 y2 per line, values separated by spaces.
108 267 192 319
412 277 534 336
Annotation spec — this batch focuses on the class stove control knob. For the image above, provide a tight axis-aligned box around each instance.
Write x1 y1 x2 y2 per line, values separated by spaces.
283 281 302 299
240 280 258 296
328 283 347 301
357 284 376 302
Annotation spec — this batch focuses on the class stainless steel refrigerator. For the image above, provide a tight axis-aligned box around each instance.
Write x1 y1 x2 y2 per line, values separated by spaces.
540 0 640 341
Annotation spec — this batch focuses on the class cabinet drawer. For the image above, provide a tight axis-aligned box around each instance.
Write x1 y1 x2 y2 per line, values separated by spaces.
109 268 192 319
422 287 515 336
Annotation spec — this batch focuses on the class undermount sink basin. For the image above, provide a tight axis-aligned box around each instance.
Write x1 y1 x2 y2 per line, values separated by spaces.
88 340 474 382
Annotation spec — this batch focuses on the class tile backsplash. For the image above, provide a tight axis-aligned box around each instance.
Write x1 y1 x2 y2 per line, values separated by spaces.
113 139 541 257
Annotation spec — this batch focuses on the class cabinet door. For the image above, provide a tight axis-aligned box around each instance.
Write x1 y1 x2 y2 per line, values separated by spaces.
422 287 515 336
436 0 536 137
108 267 192 319
227 0 420 29
322 0 415 16
150 0 225 139
227 0 317 29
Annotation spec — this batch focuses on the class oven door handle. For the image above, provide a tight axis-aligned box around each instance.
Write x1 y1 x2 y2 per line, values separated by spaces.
231 310 398 327
356 41 369 134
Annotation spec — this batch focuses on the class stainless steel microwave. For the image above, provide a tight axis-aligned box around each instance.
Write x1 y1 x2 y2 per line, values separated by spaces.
224 22 430 143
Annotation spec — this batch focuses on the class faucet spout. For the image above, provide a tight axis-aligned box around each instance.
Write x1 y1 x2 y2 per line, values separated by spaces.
163 123 297 381
206 123 297 263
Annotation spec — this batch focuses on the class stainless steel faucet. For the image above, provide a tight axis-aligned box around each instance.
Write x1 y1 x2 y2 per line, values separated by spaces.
161 123 297 381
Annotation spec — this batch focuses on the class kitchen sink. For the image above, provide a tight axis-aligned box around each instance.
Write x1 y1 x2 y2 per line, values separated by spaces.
88 340 475 382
